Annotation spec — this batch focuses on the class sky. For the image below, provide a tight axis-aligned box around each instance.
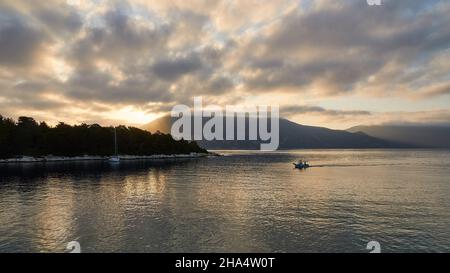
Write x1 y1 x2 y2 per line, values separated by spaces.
0 0 449 129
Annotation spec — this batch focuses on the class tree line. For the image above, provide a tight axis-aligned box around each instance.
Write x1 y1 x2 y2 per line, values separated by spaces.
0 115 206 158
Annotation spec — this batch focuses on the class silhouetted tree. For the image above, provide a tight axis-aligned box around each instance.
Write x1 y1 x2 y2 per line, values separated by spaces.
0 115 206 158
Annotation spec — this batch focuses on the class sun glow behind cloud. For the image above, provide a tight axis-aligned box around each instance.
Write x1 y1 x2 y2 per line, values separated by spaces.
107 106 159 126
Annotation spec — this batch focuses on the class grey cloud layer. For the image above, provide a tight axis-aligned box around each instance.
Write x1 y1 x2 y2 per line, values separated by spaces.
0 7 48 66
0 0 449 124
241 0 450 95
282 105 372 117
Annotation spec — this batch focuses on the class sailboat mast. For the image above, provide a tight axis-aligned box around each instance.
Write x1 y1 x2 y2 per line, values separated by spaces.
114 127 118 156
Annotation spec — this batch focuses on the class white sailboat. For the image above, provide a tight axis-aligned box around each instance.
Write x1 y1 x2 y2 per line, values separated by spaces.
109 127 120 163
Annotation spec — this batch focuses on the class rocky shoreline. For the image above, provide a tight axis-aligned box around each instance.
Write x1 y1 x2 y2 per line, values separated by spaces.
0 152 215 164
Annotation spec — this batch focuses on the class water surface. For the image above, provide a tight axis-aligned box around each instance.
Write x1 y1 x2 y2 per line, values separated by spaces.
1 149 449 252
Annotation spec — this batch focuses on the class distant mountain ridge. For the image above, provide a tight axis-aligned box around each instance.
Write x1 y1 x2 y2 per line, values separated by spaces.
348 124 450 148
143 116 408 149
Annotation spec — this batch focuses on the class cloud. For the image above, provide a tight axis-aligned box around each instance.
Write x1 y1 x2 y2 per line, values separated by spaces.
65 9 172 67
373 109 450 126
0 0 449 127
36 7 82 35
0 7 48 67
152 54 203 80
281 105 372 118
238 0 450 97
415 82 450 99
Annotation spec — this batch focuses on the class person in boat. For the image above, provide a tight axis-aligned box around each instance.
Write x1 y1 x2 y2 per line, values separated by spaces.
294 160 303 166
293 160 310 168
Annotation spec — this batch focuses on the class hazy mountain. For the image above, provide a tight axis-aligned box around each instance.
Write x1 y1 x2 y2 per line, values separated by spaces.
143 116 404 149
348 124 450 148
143 115 172 134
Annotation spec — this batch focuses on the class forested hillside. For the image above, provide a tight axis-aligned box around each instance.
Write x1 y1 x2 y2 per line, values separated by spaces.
0 115 206 158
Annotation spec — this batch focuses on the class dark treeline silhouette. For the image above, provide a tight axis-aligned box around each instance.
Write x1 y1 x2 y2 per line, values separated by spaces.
0 115 206 158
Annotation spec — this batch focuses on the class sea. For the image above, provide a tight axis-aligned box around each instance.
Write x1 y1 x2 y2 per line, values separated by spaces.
1 149 449 253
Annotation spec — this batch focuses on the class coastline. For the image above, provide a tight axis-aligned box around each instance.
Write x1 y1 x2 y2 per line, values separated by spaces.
0 152 215 164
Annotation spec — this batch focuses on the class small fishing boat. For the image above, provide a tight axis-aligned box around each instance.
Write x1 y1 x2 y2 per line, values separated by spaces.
293 160 310 169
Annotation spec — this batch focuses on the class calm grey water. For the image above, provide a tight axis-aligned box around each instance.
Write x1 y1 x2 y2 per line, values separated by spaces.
1 149 450 253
